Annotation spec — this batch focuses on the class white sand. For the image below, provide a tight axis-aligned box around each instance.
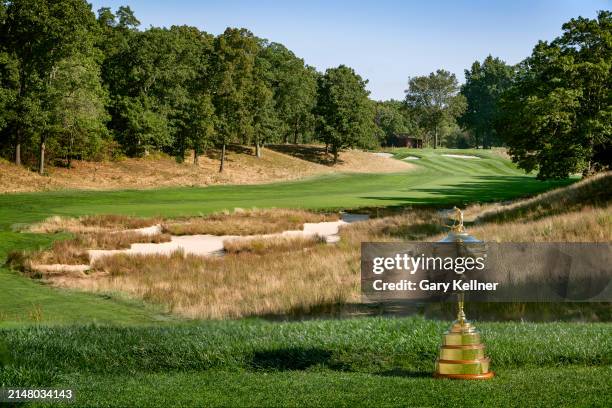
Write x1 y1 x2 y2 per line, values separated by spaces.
402 156 420 160
441 154 480 159
372 152 394 158
126 224 163 235
86 213 369 263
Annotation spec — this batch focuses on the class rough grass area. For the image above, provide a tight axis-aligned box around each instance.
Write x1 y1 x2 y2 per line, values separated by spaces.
223 235 326 255
28 214 160 234
86 244 356 319
163 208 338 236
0 319 610 406
22 195 610 319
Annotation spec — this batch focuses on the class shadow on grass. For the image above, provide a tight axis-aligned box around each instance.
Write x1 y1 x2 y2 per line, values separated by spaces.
360 176 573 207
249 347 432 377
250 347 349 371
202 144 255 160
377 369 432 379
253 301 612 323
267 144 342 166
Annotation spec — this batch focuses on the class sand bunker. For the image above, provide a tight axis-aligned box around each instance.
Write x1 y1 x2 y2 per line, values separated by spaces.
402 156 420 160
82 213 369 264
441 154 480 159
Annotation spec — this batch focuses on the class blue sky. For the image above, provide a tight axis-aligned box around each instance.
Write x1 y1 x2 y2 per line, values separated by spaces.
89 0 608 100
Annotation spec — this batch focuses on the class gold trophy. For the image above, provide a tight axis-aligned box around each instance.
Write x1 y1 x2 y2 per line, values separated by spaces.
434 207 494 380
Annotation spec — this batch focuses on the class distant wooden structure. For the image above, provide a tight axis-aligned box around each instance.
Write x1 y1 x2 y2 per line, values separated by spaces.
387 133 423 148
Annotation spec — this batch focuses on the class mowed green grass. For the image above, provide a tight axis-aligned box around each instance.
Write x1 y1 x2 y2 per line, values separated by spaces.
0 149 571 230
2 318 610 407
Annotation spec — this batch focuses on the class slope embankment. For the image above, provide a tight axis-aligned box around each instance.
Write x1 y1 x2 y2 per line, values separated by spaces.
0 145 414 193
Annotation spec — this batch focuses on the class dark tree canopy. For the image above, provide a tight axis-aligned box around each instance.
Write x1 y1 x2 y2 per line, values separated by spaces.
460 55 514 148
404 69 466 149
498 10 611 179
315 65 377 163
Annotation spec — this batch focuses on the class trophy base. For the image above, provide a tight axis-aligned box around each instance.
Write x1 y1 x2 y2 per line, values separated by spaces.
434 318 494 380
434 372 495 380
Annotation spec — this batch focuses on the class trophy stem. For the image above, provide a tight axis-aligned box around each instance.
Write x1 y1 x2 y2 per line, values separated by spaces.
457 292 466 325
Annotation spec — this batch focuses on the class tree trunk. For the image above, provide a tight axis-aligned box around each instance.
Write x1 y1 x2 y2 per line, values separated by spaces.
219 143 226 173
433 127 438 149
332 145 338 164
67 134 74 168
255 142 262 158
15 141 21 166
193 146 200 165
38 136 46 175
325 143 329 154
293 119 300 144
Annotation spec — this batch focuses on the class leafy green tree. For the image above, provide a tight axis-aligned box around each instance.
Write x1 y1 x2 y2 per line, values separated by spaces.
315 65 376 163
260 43 317 144
374 100 412 146
210 28 259 171
116 5 140 29
404 69 466 149
45 54 109 167
250 54 279 157
116 94 170 156
4 0 102 173
460 55 515 148
102 23 214 159
499 11 611 179
0 4 20 163
164 26 215 162
186 92 215 165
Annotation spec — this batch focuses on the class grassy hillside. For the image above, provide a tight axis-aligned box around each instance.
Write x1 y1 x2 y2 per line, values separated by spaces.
0 146 413 193
0 149 570 230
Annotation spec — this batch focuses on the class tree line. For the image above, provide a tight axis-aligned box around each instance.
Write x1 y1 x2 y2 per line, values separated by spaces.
0 1 609 180
376 10 610 179
0 0 377 174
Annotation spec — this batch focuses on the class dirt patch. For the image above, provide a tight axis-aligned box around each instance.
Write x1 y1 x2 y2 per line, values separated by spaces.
0 146 414 193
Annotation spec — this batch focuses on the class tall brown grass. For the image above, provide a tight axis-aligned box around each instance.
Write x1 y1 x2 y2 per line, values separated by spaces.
223 235 326 255
8 231 171 267
28 214 160 233
162 208 338 236
80 245 359 319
